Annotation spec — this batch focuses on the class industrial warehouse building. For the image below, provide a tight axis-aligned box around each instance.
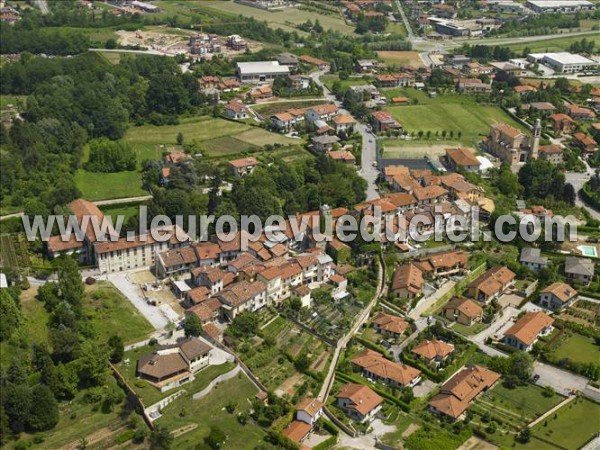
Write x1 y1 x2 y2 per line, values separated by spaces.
527 52 598 73
236 61 290 84
525 0 594 13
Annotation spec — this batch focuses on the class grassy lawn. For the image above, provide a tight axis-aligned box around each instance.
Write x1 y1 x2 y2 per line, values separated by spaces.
0 95 26 109
384 94 526 145
198 0 355 35
74 169 146 201
156 375 268 449
549 333 600 365
529 397 600 450
320 75 373 91
117 343 236 407
84 281 154 345
377 51 423 67
98 204 143 223
451 321 487 336
124 115 298 159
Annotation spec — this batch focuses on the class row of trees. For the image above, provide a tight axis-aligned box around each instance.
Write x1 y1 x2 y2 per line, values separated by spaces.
85 138 137 173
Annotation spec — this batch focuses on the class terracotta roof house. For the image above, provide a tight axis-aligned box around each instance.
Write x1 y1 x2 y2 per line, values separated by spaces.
467 266 516 303
568 105 596 120
332 114 357 132
573 133 597 154
328 150 357 165
136 337 211 391
296 398 324 425
298 54 329 70
564 256 595 286
371 110 402 134
503 311 554 351
429 365 500 420
413 185 449 204
372 312 410 339
550 113 575 135
411 339 455 366
351 349 421 389
415 250 468 277
186 298 222 324
391 263 424 299
442 296 484 326
336 383 384 423
229 157 258 177
217 280 267 320
538 144 563 165
445 147 481 172
224 99 249 120
513 85 537 95
539 282 577 311
281 420 312 444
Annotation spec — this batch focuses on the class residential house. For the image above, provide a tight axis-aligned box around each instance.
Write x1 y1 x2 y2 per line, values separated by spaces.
223 100 249 120
442 296 484 326
186 298 222 324
355 59 378 73
568 105 596 120
503 311 554 351
217 280 267 320
351 349 422 389
526 102 557 116
288 75 311 90
371 111 402 133
328 150 356 165
391 263 424 298
457 78 492 93
298 54 329 70
573 133 597 154
332 114 357 133
467 266 516 303
136 338 211 391
411 339 455 367
192 266 234 295
539 282 577 311
306 104 339 123
296 398 324 425
276 52 299 69
415 250 468 277
564 256 595 286
550 113 575 135
329 274 348 300
281 421 311 446
429 365 500 421
371 312 410 340
336 383 383 423
445 147 481 172
311 135 340 152
228 157 258 177
538 144 563 164
513 85 537 96
270 112 296 131
519 247 549 271
413 185 449 205
249 84 273 100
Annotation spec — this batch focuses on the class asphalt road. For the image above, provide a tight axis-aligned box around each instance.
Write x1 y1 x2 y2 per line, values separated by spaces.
565 159 600 221
310 70 380 201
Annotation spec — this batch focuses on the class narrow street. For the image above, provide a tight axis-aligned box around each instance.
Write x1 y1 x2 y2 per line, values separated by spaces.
565 158 600 221
310 70 380 200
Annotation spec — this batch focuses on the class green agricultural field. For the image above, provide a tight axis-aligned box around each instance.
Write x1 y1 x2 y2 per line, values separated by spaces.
198 0 355 35
156 375 268 449
320 75 373 92
384 94 526 145
549 333 600 365
84 282 154 345
124 116 299 159
377 51 423 67
74 169 146 201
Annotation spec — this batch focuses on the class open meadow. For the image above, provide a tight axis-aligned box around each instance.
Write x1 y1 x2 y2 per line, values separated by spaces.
197 0 355 35
377 51 424 67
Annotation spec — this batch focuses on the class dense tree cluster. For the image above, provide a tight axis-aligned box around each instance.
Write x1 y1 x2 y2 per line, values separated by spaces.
85 138 137 172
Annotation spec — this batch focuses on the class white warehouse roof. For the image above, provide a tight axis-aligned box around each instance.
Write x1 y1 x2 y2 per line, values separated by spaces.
529 52 596 65
236 61 290 76
527 0 593 7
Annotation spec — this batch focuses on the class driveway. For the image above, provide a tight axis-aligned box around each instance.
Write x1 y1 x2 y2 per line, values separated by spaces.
107 272 170 329
565 158 600 221
533 361 589 396
335 419 396 450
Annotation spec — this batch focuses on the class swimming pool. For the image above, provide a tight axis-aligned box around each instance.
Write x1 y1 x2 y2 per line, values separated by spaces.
578 245 598 258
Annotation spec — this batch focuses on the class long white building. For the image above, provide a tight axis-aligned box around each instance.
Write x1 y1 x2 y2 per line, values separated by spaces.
236 61 290 84
525 0 594 13
527 52 598 73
